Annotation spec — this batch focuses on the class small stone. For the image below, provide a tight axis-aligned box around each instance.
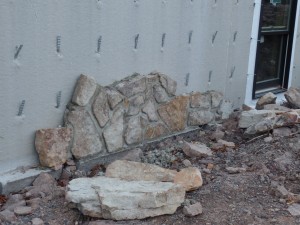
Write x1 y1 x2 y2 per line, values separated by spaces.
225 167 246 174
209 91 223 108
159 73 177 96
183 141 213 158
210 130 225 141
182 159 192 167
127 95 144 116
220 100 234 119
144 123 169 140
188 110 214 126
72 74 97 106
264 136 273 143
119 148 143 162
183 202 203 217
0 209 17 222
207 163 214 170
124 116 143 145
14 206 32 215
174 167 203 191
115 75 146 97
33 173 57 187
273 127 292 137
190 92 211 109
287 204 300 216
256 92 277 110
26 198 42 211
217 139 235 148
92 87 110 128
153 85 169 103
284 87 300 108
31 218 44 225
106 89 124 110
142 100 158 122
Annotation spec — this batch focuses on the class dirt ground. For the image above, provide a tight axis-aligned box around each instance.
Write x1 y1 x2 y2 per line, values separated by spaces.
1 114 300 225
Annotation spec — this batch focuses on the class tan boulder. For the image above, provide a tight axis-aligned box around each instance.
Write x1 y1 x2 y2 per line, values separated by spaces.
174 167 203 191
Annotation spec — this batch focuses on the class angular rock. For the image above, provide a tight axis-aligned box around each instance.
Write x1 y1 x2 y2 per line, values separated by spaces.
66 109 103 159
263 104 290 111
66 176 185 220
174 167 203 191
274 111 299 127
115 75 146 97
31 218 44 225
106 89 124 110
14 206 32 215
125 117 143 145
220 100 234 119
256 92 277 110
190 92 211 109
284 87 300 108
144 123 169 140
33 173 56 187
159 73 177 96
183 142 212 158
239 110 275 128
93 88 110 128
225 167 246 174
209 91 223 108
127 95 144 116
217 139 235 148
183 202 203 217
103 107 124 152
245 117 274 135
72 74 97 106
142 100 158 122
158 96 189 132
35 128 72 169
105 160 177 182
153 85 169 103
2 194 25 211
287 204 300 216
210 130 225 141
119 148 143 162
273 127 292 137
0 209 17 222
188 110 214 126
182 159 192 167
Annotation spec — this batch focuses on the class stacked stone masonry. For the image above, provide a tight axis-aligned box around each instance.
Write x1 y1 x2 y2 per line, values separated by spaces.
38 72 225 165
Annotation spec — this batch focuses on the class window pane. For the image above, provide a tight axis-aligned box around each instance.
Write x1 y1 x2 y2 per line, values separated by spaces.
262 0 291 31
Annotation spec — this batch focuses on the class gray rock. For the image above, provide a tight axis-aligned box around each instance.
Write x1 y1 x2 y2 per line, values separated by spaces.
103 107 124 152
66 176 185 220
93 88 110 128
72 74 97 106
239 110 275 128
115 75 146 97
209 91 223 108
124 117 143 145
107 89 124 110
284 87 300 108
14 206 33 215
153 85 169 103
220 100 234 119
256 92 277 110
190 92 211 109
31 218 44 225
273 127 292 137
183 202 203 217
183 141 213 158
182 159 192 167
119 148 143 162
66 109 104 159
127 95 144 116
210 130 225 141
159 73 177 96
287 204 300 216
142 100 158 122
225 167 246 174
263 104 290 111
0 209 17 222
275 152 293 172
188 110 214 126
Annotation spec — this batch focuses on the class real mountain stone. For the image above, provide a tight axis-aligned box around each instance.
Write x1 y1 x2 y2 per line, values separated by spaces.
92 88 110 128
188 110 214 126
190 92 211 109
153 85 169 103
125 116 143 145
115 75 146 97
284 87 300 108
142 100 158 122
145 123 168 140
106 89 124 110
159 73 177 96
72 74 97 106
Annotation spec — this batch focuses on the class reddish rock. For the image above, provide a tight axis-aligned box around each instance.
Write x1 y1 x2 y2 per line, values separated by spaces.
174 167 203 191
183 202 203 217
145 123 169 140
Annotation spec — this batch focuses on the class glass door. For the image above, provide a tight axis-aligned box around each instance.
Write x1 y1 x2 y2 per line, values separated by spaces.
254 0 298 97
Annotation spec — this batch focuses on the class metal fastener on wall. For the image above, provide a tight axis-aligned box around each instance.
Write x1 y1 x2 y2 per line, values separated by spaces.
56 36 61 53
97 36 102 53
233 31 238 42
212 31 218 44
188 31 193 44
17 100 25 116
208 70 212 82
56 91 62 108
161 33 166 48
230 66 236 78
14 45 23 59
134 34 139 49
185 73 190 86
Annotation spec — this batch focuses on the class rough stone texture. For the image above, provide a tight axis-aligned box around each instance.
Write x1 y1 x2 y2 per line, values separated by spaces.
0 209 17 222
245 118 274 135
183 142 213 158
188 110 214 126
66 109 103 159
103 107 124 152
119 148 143 162
153 85 169 103
183 202 203 217
159 73 177 96
93 88 110 128
31 218 44 225
115 75 146 97
263 104 290 111
72 74 97 106
239 110 276 128
127 95 144 116
220 100 234 119
273 127 292 137
256 92 277 110
125 117 143 145
210 91 223 108
105 160 177 182
142 100 158 122
66 176 185 220
106 89 124 110
35 128 72 170
14 206 33 215
158 95 189 132
145 123 168 140
174 167 203 191
287 204 300 216
284 87 300 108
190 92 211 109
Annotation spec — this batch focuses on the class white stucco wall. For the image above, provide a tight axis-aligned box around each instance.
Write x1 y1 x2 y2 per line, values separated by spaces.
0 0 254 173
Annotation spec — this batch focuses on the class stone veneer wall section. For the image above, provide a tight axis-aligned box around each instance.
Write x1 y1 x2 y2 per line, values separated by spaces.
64 73 224 160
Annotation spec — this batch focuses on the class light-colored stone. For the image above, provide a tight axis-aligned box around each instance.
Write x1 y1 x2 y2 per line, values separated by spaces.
263 104 290 111
125 117 143 145
188 110 214 126
119 148 143 162
103 107 124 153
220 100 234 119
35 128 72 170
217 139 235 148
190 92 211 109
0 209 17 222
105 160 177 182
245 118 274 135
2 194 25 211
273 127 292 137
31 218 44 225
107 89 124 110
239 110 276 128
142 100 158 122
72 74 97 106
159 73 177 96
225 167 246 174
144 123 169 140
158 96 189 132
274 111 299 127
115 75 146 97
174 167 203 191
66 176 185 220
182 159 192 167
275 152 293 172
127 95 144 116
183 141 213 158
66 109 103 159
284 87 300 108
256 92 277 110
33 173 56 187
93 88 110 128
153 85 169 103
210 130 225 141
264 136 273 143
287 204 300 216
14 206 32 215
183 202 203 217
209 91 223 108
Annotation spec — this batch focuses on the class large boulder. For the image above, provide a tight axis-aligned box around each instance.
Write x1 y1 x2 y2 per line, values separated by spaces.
65 177 185 220
284 87 300 108
255 92 277 110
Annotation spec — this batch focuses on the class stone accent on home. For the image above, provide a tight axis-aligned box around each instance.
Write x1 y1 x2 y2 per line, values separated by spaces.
36 72 225 168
